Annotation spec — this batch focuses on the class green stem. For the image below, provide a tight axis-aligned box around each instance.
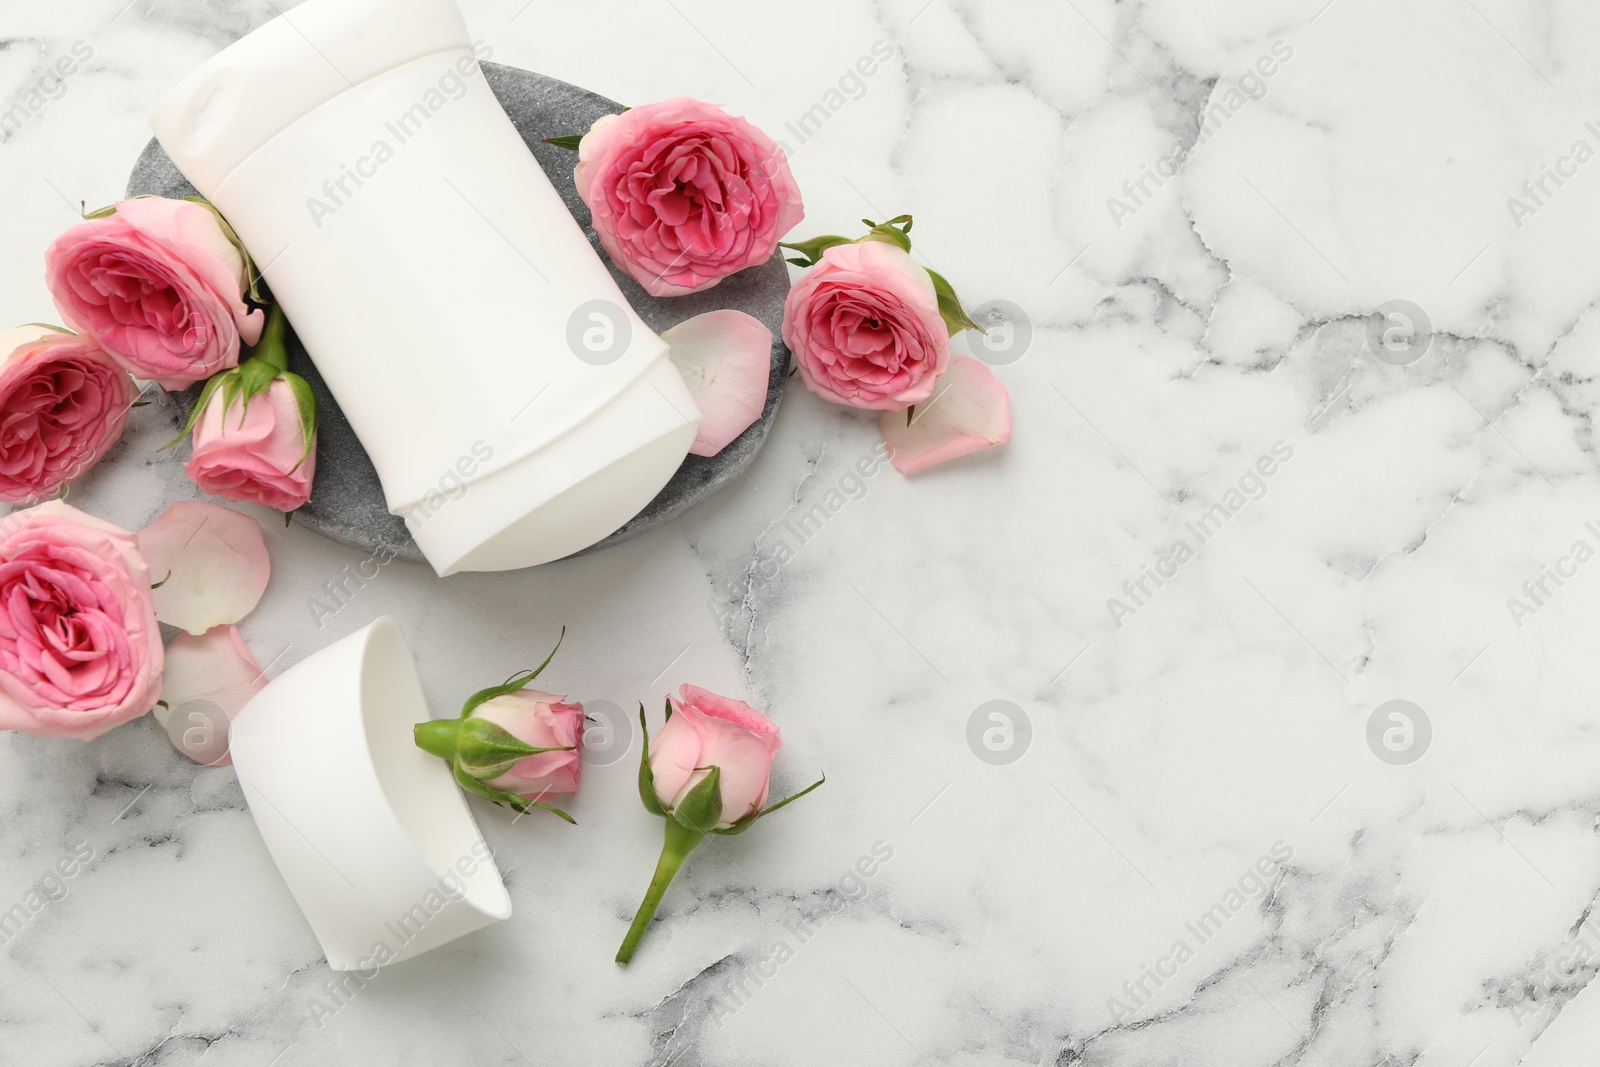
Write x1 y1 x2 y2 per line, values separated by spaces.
615 820 702 965
254 302 289 374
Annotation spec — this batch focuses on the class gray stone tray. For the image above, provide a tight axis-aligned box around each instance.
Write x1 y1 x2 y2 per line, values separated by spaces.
127 61 789 565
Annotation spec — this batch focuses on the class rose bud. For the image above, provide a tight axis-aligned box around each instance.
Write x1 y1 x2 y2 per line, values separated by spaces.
0 324 137 504
570 98 804 297
615 685 823 965
780 214 984 411
414 630 581 822
0 500 164 740
46 196 263 389
174 304 317 512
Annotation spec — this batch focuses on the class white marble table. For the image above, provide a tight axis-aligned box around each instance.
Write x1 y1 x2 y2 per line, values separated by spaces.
5 1 1600 1064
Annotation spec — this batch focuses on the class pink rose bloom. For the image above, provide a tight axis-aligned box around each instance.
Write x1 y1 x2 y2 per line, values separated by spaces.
782 240 951 411
0 501 164 740
185 377 316 511
471 690 585 799
648 684 782 828
46 197 263 389
574 98 804 297
0 325 136 504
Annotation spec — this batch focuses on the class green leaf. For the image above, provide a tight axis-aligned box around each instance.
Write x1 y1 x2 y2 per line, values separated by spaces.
637 702 665 816
777 234 855 268
861 222 912 253
543 134 583 151
925 267 982 337
672 766 723 833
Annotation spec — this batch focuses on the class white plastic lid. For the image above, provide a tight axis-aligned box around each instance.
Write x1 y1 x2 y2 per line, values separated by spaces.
229 617 511 970
149 0 470 192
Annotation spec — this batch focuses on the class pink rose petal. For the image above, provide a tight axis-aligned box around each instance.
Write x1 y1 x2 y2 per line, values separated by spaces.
154 624 267 766
879 355 1012 475
136 500 270 635
662 310 772 457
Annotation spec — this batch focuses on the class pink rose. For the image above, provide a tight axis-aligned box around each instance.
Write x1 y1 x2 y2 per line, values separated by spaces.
574 98 804 297
46 197 263 389
782 240 951 410
0 501 164 740
471 690 585 799
648 684 782 828
618 684 819 963
185 377 316 511
0 325 137 504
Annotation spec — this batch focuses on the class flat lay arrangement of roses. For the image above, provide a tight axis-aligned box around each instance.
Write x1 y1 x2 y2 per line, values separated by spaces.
1 94 1007 962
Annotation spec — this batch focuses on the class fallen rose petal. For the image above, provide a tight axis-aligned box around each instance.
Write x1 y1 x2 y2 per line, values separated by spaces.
662 310 772 457
879 355 1012 475
153 625 267 766
137 500 270 635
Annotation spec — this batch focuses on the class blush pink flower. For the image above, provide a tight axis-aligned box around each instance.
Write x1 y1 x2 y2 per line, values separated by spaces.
574 99 804 297
0 501 163 740
185 377 315 512
471 690 585 799
648 684 783 828
782 240 950 411
0 325 136 504
46 197 263 389
618 685 823 964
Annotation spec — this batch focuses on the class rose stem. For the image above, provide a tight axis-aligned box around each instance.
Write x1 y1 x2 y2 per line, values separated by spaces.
615 819 703 965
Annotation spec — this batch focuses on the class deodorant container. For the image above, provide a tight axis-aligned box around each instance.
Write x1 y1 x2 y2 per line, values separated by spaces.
149 0 699 573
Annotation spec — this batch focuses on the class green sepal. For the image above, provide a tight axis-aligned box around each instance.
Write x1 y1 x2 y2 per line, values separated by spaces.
163 369 233 450
452 760 576 824
715 773 825 835
181 195 264 304
671 766 723 833
231 353 282 427
19 322 73 334
456 716 573 780
150 569 173 591
925 267 982 336
459 628 566 718
81 202 118 220
637 702 666 817
777 234 855 268
544 135 583 151
282 371 318 471
860 214 913 253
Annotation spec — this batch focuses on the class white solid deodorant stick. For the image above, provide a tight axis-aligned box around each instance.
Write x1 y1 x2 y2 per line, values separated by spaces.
149 0 699 574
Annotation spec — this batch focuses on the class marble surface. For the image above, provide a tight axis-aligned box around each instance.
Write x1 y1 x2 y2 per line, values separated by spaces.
126 62 794 564
5 1 1600 1065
